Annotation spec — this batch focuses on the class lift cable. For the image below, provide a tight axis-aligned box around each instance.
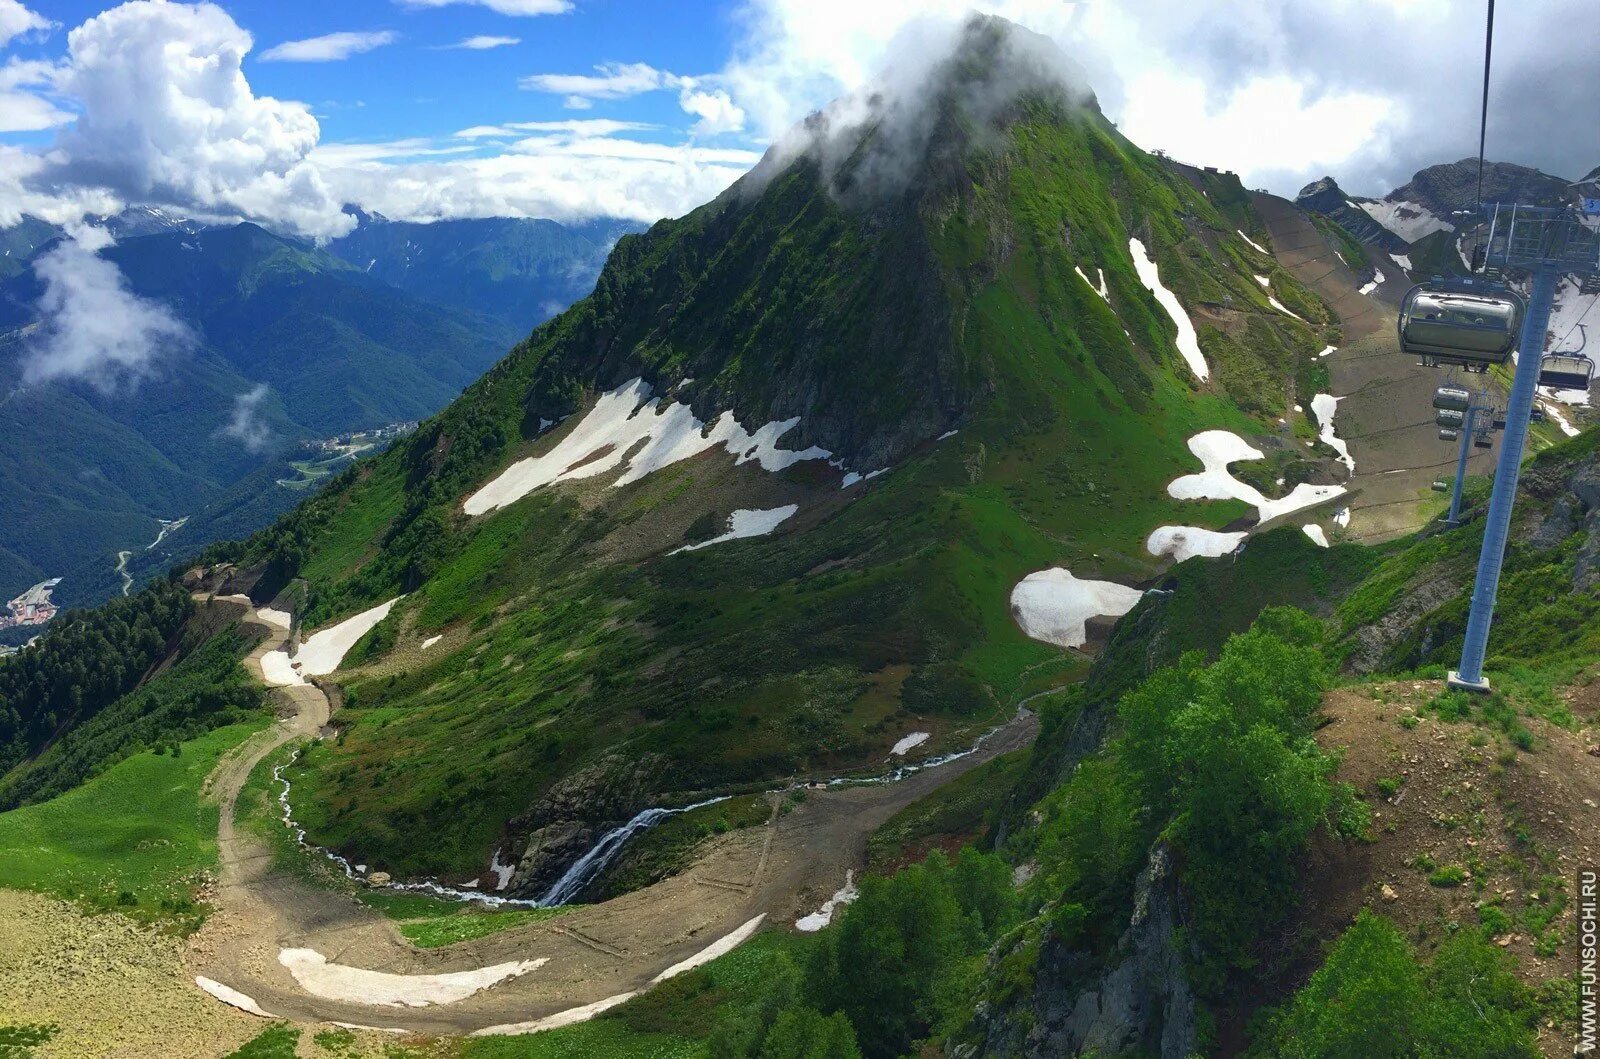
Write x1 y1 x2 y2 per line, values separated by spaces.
1472 0 1495 222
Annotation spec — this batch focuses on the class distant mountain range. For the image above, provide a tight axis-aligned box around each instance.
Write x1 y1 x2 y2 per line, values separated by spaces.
0 209 639 614
1295 158 1593 276
328 211 645 331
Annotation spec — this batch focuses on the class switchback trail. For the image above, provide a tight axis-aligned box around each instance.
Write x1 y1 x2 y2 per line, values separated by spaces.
187 596 1039 1035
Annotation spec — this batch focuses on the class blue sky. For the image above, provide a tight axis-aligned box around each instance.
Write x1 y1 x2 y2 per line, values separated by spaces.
10 0 741 147
2 1 1594 237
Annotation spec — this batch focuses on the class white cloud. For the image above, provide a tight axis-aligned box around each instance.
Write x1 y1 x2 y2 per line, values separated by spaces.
0 0 51 48
397 0 572 15
22 228 194 392
318 147 750 227
310 138 477 164
222 383 273 452
453 118 655 139
714 0 1600 194
520 62 674 104
449 35 520 50
679 88 745 137
0 57 69 131
260 31 398 63
48 0 348 237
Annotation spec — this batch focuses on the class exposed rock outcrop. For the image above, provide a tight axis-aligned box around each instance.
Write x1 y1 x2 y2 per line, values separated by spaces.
972 844 1196 1059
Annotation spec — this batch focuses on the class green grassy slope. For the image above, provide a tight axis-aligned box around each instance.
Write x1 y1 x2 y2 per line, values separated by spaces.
207 30 1341 882
0 720 265 931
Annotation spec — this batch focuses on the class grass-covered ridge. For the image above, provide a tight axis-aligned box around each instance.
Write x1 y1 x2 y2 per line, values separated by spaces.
194 24 1339 882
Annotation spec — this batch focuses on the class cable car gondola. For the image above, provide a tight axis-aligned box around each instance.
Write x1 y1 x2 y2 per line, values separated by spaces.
1537 354 1594 392
1473 432 1493 449
1439 428 1460 442
1433 385 1472 412
1436 408 1466 429
1399 281 1525 369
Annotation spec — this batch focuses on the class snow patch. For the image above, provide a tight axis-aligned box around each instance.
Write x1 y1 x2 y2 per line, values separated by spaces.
261 597 401 687
796 871 860 932
1254 274 1270 288
490 847 515 891
1010 568 1144 649
937 429 960 440
1167 431 1346 524
1268 294 1306 321
1302 524 1330 548
1318 345 1337 358
421 634 442 651
256 607 291 630
1390 253 1413 272
1128 238 1208 380
195 976 276 1018
277 948 546 1008
1238 229 1270 255
1075 264 1110 302
1333 507 1351 528
464 379 839 516
1359 268 1385 297
1310 394 1356 474
670 505 799 554
652 914 766 984
1538 399 1581 437
1145 526 1247 563
471 992 638 1037
889 732 930 756
1358 199 1453 242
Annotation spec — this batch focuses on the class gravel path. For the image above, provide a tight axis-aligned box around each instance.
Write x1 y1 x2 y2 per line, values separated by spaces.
186 601 1039 1036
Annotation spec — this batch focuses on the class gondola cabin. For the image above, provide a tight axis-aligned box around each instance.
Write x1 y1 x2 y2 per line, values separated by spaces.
1433 385 1472 412
1436 408 1466 429
1538 354 1594 392
1399 283 1525 368
1439 428 1460 441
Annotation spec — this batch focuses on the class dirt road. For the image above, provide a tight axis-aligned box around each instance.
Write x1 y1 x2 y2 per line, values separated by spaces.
1251 193 1501 542
187 601 1038 1035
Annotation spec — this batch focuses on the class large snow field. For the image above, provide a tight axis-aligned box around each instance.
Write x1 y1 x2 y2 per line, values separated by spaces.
1358 199 1454 243
261 597 403 687
277 948 545 1008
670 504 799 554
1010 568 1145 649
1167 431 1346 525
464 379 838 516
1145 525 1247 563
1128 238 1209 381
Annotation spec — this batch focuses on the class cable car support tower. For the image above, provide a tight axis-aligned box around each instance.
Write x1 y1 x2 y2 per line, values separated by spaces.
1447 204 1600 691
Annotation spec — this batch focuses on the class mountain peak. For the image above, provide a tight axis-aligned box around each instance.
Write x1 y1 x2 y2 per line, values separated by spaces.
745 14 1097 207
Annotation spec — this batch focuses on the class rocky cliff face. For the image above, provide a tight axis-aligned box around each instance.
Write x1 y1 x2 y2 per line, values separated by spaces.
971 843 1197 1059
1294 176 1409 253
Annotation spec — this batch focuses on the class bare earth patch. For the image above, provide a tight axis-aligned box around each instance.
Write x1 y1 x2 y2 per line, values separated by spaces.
0 888 260 1058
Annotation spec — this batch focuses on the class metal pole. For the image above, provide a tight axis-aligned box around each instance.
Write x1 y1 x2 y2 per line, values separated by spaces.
1446 403 1477 526
1450 263 1559 691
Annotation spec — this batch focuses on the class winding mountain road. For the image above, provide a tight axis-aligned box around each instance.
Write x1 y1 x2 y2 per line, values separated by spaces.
187 597 1038 1035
